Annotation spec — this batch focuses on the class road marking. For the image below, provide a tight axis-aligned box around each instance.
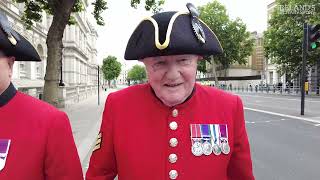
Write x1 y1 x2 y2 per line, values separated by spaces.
239 94 320 103
315 124 320 127
246 120 285 125
244 107 320 124
281 118 286 121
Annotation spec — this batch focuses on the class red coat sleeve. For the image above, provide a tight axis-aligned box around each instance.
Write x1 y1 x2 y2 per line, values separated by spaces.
86 94 117 180
44 111 83 180
227 96 255 180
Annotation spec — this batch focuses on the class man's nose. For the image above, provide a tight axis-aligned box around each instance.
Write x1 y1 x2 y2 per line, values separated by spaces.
165 63 181 80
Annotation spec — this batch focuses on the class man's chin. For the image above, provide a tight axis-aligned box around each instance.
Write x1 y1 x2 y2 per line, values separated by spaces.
161 97 185 107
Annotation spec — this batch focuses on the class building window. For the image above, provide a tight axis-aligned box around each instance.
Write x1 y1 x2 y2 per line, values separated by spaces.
19 63 27 79
269 71 273 84
36 65 41 79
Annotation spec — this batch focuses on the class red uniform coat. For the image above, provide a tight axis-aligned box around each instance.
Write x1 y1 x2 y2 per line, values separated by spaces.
86 83 254 180
0 84 83 180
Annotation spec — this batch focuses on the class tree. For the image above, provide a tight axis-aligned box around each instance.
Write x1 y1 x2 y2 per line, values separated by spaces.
14 0 164 107
101 56 121 87
127 65 146 84
264 0 320 77
198 1 254 79
197 59 207 74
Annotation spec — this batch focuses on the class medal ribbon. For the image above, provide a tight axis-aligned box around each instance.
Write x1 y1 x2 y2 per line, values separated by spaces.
190 124 201 138
200 124 211 139
0 139 10 157
210 124 217 144
219 124 228 139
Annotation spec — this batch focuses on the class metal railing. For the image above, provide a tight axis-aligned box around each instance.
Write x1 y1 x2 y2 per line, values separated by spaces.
18 85 99 102
219 85 320 95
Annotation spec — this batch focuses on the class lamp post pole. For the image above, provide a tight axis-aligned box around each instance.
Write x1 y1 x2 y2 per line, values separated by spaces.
59 45 65 87
98 65 100 105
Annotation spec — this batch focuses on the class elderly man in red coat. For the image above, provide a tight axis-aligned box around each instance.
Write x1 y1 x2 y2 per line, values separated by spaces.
86 3 254 180
0 13 83 179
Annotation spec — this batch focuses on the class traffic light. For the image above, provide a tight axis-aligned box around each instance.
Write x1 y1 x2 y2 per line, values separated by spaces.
308 24 320 51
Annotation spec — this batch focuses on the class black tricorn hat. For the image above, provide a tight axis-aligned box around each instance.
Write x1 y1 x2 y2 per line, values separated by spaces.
124 3 223 60
0 13 41 61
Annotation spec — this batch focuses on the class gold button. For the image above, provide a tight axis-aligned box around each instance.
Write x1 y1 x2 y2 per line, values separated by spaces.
168 153 178 163
169 138 178 147
172 109 178 117
169 170 178 179
169 121 178 130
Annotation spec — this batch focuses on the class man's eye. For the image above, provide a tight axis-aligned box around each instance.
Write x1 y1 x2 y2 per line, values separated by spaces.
178 59 191 65
154 61 166 66
152 61 166 70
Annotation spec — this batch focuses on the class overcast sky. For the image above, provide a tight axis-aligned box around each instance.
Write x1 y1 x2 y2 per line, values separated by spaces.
88 0 274 68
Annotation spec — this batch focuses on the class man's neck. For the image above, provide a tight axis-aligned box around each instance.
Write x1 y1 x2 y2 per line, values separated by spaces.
0 82 11 95
0 82 17 107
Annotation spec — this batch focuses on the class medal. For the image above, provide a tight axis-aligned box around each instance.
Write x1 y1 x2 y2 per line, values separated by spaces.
212 143 222 155
190 124 203 156
202 141 212 155
0 139 11 171
210 124 222 155
200 124 212 155
219 124 230 155
221 141 230 154
191 141 203 156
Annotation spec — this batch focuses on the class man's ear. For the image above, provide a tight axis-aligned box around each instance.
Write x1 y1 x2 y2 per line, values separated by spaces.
7 57 15 78
198 56 203 60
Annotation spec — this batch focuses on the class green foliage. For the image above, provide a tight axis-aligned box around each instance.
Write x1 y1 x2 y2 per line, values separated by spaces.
199 1 254 70
197 60 207 73
101 56 122 81
264 0 320 76
13 0 84 28
15 0 164 28
92 0 108 26
127 65 146 81
14 0 46 29
72 0 84 12
131 0 165 13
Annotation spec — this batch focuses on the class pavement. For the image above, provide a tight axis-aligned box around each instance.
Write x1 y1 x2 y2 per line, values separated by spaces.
60 86 124 164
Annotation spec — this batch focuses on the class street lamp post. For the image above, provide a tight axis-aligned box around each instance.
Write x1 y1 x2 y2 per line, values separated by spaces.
98 65 100 105
59 45 65 87
301 23 307 115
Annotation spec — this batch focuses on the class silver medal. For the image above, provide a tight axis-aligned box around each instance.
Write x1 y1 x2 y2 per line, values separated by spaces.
202 141 212 156
212 143 222 155
221 141 230 155
191 141 203 156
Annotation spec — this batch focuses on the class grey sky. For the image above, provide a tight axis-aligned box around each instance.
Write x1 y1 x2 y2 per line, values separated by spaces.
89 0 274 67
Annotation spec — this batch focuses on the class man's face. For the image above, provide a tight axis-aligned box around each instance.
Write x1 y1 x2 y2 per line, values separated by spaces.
142 54 201 107
0 55 14 94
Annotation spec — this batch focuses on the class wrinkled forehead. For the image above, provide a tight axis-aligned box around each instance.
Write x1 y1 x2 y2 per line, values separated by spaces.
143 54 198 62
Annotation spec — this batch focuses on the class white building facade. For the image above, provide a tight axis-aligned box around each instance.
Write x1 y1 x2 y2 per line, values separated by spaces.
265 1 285 86
0 0 100 104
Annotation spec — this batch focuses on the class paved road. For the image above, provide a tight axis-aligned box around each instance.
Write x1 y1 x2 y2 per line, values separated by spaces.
245 110 320 180
235 92 320 121
235 92 320 179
